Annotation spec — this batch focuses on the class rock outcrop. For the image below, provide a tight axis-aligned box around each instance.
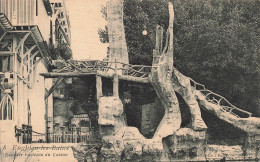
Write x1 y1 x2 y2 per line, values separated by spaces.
98 96 125 161
165 128 206 161
149 2 206 140
96 1 260 161
98 96 164 162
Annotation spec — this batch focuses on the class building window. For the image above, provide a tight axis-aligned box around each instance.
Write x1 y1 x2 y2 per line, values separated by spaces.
0 56 14 72
64 28 67 32
0 92 14 120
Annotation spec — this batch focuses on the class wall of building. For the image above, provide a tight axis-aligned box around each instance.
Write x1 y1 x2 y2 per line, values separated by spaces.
0 0 51 44
46 78 53 133
34 0 51 45
29 60 49 134
0 0 72 144
0 120 17 144
0 0 35 26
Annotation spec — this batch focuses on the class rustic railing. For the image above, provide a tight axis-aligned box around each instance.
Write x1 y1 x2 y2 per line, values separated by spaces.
190 78 252 118
53 59 252 118
54 60 154 78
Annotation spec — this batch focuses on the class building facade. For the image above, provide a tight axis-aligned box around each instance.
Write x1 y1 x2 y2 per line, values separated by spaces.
0 0 71 144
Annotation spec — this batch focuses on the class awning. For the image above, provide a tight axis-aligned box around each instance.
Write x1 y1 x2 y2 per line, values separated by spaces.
0 13 13 39
0 13 13 31
10 26 52 67
30 26 52 58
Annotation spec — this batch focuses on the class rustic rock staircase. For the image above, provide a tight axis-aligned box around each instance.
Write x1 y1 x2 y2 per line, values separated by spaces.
148 2 259 139
189 76 252 118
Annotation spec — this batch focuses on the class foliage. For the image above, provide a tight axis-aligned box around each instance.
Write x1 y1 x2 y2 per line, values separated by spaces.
98 25 109 43
98 0 260 116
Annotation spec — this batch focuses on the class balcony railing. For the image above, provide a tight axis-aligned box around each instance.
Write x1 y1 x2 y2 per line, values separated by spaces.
32 133 91 143
16 125 94 144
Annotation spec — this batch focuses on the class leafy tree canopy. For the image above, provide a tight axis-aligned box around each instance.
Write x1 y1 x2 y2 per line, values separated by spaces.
98 0 260 116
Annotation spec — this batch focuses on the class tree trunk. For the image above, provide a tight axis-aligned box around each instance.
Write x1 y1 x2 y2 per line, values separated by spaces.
150 3 182 139
150 3 206 139
107 0 129 65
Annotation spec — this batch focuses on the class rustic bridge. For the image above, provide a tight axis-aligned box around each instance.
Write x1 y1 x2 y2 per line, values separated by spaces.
40 59 252 121
41 60 153 83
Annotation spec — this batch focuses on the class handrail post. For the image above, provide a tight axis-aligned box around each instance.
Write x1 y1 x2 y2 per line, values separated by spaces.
76 127 81 143
71 125 75 143
113 59 119 97
114 59 117 74
61 126 65 143
46 127 50 143
96 75 103 100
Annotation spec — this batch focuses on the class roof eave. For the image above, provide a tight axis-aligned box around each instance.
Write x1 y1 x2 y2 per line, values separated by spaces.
0 13 13 31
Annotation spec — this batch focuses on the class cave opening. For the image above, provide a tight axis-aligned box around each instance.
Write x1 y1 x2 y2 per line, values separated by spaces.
120 81 165 139
176 93 192 128
201 108 247 146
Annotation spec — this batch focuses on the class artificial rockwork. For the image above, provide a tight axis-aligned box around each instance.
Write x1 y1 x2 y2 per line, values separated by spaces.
107 0 129 65
196 90 260 135
93 0 260 161
98 96 164 162
149 2 206 140
164 128 206 161
149 4 182 140
98 96 125 161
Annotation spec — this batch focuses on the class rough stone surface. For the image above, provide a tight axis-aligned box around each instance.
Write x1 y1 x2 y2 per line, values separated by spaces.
142 139 164 162
149 6 206 139
97 86 260 161
53 99 74 134
98 96 125 161
165 128 206 161
107 0 129 65
98 96 165 161
172 68 207 131
122 127 145 161
141 97 164 138
100 136 124 162
196 90 260 135
206 145 244 160
97 1 260 161
98 96 125 127
72 143 99 162
244 135 260 159
150 41 182 139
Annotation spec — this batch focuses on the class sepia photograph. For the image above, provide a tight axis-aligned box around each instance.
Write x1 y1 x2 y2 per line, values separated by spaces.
0 0 259 161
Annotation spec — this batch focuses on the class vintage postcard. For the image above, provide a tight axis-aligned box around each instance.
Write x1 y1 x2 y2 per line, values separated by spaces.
0 0 259 161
